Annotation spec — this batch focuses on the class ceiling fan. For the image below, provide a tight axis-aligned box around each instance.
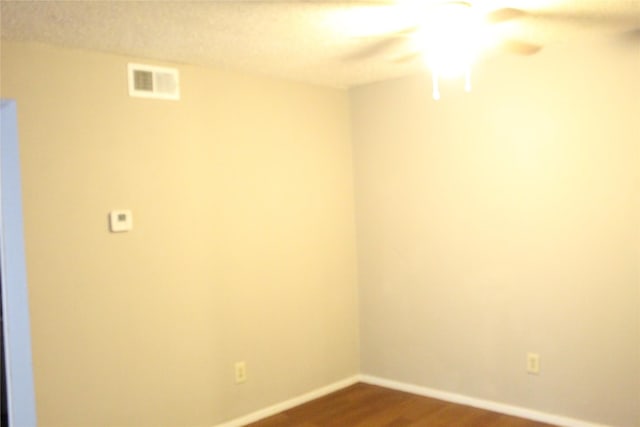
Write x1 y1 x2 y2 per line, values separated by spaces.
335 0 640 98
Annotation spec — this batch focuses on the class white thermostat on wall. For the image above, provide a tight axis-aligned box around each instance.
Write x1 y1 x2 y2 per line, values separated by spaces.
109 210 133 232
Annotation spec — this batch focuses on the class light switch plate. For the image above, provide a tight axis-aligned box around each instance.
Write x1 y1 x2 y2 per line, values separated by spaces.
109 210 133 232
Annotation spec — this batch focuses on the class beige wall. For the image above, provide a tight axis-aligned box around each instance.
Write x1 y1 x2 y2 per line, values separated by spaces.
2 36 639 427
351 39 639 427
1 42 359 426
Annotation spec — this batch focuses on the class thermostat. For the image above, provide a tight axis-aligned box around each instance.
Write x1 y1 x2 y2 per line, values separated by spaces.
109 210 133 232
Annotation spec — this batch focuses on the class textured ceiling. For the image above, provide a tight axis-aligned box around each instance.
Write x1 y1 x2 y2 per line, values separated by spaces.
1 0 639 88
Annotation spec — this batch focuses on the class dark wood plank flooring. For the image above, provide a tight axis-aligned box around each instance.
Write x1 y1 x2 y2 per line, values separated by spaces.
246 383 557 427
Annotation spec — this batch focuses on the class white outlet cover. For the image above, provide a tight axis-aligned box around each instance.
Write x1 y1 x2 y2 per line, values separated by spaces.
527 353 540 375
234 361 247 384
109 210 133 232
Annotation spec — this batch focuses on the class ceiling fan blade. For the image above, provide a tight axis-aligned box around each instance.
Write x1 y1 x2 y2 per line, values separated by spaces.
511 9 639 28
390 52 422 64
499 40 543 56
617 27 640 44
347 37 407 61
346 26 418 61
486 7 527 24
486 5 639 28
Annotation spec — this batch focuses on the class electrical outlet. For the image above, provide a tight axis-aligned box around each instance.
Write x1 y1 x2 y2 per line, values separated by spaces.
527 353 540 375
234 361 247 384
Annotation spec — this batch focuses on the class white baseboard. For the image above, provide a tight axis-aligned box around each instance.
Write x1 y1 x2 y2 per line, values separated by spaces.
214 373 612 427
359 374 611 427
213 375 360 427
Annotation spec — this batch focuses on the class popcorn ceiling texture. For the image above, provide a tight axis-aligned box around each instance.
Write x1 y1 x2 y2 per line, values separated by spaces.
1 0 639 88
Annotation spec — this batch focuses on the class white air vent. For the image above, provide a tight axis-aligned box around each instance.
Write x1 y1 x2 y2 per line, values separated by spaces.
128 63 180 100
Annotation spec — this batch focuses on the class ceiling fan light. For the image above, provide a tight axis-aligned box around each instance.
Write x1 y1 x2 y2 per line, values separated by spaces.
430 67 472 101
424 42 475 78
413 2 485 77
432 72 441 100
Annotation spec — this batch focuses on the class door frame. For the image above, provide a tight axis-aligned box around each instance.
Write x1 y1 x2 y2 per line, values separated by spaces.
1 99 37 426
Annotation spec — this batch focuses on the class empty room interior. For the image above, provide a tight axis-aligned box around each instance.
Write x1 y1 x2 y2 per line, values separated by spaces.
0 1 638 426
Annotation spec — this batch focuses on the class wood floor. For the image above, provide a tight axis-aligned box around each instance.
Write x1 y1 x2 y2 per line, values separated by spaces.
246 383 557 427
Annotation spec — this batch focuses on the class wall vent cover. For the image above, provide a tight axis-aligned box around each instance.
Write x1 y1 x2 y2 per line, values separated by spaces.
128 63 180 100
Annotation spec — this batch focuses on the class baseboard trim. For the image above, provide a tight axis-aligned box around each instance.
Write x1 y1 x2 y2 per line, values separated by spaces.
213 375 360 427
359 374 611 427
214 373 612 427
